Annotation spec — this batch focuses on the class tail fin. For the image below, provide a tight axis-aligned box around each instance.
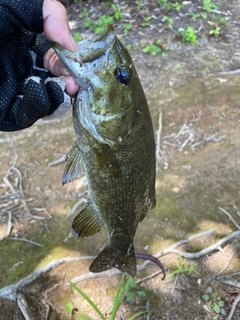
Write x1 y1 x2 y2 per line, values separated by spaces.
89 234 136 276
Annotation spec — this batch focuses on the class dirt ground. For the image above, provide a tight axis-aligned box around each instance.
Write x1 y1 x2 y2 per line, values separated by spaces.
0 0 240 319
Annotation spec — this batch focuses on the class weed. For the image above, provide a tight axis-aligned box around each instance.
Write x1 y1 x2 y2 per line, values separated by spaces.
95 15 114 34
158 0 183 11
166 255 200 279
158 0 167 6
81 8 88 19
143 44 161 56
211 15 229 26
178 27 197 45
203 0 218 12
166 1 184 12
135 0 141 11
209 26 221 36
163 15 174 29
125 277 146 302
83 16 95 31
103 2 123 20
66 274 147 320
191 12 208 21
122 23 133 35
202 293 225 314
73 32 82 42
141 16 152 27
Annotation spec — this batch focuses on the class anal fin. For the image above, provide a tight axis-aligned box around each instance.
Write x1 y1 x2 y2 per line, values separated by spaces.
72 202 102 237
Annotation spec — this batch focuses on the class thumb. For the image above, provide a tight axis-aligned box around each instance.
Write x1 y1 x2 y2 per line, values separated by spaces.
42 0 78 52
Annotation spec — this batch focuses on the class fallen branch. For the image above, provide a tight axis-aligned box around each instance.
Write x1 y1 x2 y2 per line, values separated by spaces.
226 293 240 320
7 237 44 248
154 229 240 260
0 256 94 301
219 207 240 230
16 293 33 320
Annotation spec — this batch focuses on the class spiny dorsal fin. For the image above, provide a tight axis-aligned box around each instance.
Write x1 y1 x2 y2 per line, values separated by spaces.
62 141 84 185
72 203 102 237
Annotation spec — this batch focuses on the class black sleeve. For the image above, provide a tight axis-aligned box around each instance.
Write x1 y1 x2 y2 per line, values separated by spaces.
0 0 43 38
0 0 72 132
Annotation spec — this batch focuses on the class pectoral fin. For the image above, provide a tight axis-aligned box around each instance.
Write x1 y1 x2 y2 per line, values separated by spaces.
62 141 84 185
72 202 103 237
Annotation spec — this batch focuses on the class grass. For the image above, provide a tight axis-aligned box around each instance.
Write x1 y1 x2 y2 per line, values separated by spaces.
66 274 147 319
166 255 200 279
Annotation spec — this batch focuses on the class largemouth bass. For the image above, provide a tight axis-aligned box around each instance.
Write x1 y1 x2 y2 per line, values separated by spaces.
53 25 156 276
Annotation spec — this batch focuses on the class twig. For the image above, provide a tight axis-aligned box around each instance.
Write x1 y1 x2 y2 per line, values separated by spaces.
171 273 179 294
16 293 33 320
8 167 24 196
48 155 66 167
135 268 169 285
216 272 240 289
6 211 12 237
3 176 15 194
219 207 240 230
146 300 150 320
226 293 240 320
65 198 87 220
7 237 44 248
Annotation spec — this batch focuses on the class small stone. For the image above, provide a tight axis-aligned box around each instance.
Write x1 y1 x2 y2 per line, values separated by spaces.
204 287 213 295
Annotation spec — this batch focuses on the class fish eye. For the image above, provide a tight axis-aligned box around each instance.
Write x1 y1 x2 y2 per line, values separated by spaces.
115 66 130 85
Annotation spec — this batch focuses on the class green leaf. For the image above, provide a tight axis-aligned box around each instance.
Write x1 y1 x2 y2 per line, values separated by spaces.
68 281 106 320
73 32 82 42
111 275 133 320
202 294 210 302
78 314 92 320
211 293 217 300
128 277 137 289
213 303 221 314
128 311 148 320
126 291 135 302
218 300 225 307
65 303 73 314
136 291 146 298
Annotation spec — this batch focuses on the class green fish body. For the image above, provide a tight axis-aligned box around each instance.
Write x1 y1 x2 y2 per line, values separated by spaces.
53 25 156 276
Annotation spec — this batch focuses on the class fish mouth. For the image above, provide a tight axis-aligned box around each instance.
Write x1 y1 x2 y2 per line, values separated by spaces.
52 24 116 81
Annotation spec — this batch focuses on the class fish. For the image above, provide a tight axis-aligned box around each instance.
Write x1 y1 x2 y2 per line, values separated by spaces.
53 24 156 277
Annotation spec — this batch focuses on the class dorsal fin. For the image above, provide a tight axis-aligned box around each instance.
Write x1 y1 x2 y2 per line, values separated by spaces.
62 141 84 185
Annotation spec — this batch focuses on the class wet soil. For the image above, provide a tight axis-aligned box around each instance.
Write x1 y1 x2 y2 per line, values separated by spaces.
1 0 240 319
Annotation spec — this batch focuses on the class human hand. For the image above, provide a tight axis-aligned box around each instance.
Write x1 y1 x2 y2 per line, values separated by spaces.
43 0 78 52
42 0 79 96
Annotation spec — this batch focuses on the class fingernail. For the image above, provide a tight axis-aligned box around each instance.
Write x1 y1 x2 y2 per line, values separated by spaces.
64 68 70 76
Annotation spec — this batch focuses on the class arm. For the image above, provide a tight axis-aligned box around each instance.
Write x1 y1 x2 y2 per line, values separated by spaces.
0 0 78 131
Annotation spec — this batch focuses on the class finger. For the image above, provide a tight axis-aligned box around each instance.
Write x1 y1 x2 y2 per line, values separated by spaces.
43 48 70 77
61 76 79 96
43 0 78 52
